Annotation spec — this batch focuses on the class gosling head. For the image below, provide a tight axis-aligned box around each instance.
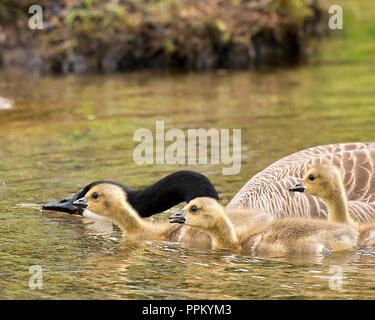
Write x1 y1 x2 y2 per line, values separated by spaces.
289 164 344 199
169 197 224 231
73 183 128 218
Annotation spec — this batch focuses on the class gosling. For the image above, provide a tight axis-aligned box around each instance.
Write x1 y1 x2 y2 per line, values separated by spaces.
169 197 358 256
72 182 271 247
290 164 375 247
73 183 184 241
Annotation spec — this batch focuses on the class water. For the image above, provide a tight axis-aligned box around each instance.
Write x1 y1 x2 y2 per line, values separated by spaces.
1 1 375 300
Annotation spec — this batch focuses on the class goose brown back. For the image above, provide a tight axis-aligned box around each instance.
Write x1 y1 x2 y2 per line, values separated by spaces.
228 142 375 223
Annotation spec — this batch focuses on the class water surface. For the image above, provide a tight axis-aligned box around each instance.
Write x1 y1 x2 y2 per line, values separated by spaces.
1 1 375 299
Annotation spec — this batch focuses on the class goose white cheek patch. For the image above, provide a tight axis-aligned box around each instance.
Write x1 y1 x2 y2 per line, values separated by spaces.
82 209 108 221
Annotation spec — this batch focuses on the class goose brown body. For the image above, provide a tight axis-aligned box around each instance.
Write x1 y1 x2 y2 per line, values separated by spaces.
171 198 358 256
228 142 375 223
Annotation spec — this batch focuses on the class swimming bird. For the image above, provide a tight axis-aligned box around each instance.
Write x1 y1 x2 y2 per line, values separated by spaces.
228 142 375 223
45 143 375 223
71 182 267 246
169 197 358 256
43 171 218 219
73 183 185 241
289 164 375 247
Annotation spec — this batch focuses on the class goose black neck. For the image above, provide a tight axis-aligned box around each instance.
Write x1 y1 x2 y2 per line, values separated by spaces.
42 171 218 217
128 171 219 217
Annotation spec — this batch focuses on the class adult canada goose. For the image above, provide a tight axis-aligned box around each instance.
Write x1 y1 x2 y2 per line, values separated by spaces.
169 197 358 256
228 142 375 223
45 142 375 222
289 164 375 247
73 183 185 241
43 171 218 219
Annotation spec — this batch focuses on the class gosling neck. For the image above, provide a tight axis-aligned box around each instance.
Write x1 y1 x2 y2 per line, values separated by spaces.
206 215 240 250
325 185 355 225
109 201 149 235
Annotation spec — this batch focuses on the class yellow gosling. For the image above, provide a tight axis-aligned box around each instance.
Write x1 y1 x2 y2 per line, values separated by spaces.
73 183 184 241
169 197 358 256
290 164 375 247
291 165 356 225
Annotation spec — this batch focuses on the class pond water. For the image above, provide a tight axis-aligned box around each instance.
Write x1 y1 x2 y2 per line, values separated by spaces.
1 1 375 300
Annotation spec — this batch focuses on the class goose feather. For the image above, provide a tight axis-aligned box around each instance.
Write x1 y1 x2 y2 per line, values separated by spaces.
227 142 375 223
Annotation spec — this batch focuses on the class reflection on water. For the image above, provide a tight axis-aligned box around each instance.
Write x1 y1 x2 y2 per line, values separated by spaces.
0 96 13 110
2 8 375 299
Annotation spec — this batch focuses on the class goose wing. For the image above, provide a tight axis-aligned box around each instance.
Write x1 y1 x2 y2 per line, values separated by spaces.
227 142 375 222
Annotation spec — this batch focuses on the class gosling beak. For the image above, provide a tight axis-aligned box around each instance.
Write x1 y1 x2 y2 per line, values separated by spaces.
73 196 88 209
42 191 84 214
289 180 305 193
169 210 186 224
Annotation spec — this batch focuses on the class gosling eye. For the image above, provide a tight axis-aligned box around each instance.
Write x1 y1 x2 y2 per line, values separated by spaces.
308 174 315 181
92 192 99 200
190 205 198 213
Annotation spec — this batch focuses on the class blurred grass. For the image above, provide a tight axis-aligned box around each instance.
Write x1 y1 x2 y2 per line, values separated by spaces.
0 0 324 73
312 0 375 63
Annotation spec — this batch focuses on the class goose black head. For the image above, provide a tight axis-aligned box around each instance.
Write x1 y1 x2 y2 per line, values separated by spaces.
42 181 131 215
42 191 83 214
43 171 219 218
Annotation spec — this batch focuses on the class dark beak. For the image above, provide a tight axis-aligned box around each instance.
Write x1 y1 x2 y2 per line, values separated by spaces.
169 210 186 224
289 180 305 192
42 191 84 215
72 196 88 209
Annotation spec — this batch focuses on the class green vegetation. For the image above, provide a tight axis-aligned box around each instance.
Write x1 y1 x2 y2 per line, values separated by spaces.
311 0 375 63
1 0 325 73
